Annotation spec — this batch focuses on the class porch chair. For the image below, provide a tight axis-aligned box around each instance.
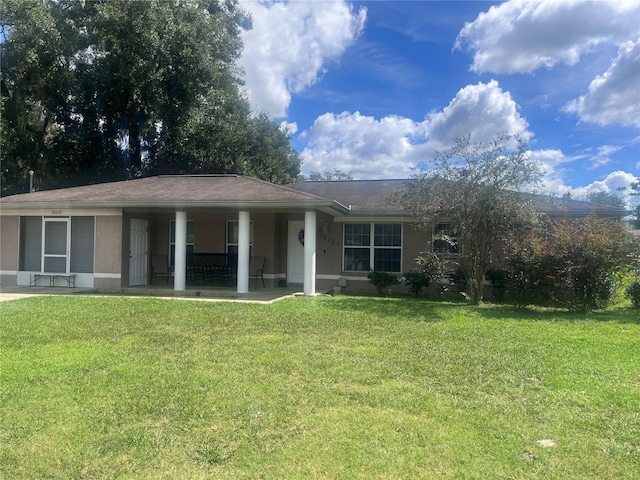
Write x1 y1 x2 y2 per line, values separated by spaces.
249 256 265 289
151 255 172 285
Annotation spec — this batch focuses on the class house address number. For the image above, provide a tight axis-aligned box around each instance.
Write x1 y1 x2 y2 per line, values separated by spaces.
51 210 63 215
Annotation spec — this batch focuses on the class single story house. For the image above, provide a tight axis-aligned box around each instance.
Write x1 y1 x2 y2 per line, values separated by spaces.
0 175 630 295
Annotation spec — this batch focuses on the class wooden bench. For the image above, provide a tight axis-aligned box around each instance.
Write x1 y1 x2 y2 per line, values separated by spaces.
29 273 77 288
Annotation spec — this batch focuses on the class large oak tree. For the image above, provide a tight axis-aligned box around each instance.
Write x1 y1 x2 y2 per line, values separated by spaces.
1 0 300 195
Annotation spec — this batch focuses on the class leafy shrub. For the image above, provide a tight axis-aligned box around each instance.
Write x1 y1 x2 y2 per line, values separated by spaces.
405 252 448 297
506 216 635 312
404 270 431 296
367 270 398 295
486 268 508 301
447 269 467 296
626 280 640 309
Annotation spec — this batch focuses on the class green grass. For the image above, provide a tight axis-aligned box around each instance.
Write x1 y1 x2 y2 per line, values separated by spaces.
1 296 639 479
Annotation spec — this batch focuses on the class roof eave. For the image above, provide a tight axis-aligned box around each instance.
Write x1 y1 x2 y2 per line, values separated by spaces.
0 199 352 215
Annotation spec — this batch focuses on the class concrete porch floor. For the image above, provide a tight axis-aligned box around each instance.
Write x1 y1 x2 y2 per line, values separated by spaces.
0 284 306 304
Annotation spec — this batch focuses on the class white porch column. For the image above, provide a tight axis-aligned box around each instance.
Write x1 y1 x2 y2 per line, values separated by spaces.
237 211 250 294
304 210 317 296
174 211 187 291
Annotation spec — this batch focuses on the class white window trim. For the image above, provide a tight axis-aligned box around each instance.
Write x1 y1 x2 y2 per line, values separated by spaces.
42 217 71 273
226 220 254 254
342 222 403 273
169 219 195 265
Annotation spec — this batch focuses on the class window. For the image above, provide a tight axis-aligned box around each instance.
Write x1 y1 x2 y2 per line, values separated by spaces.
19 216 95 273
343 223 402 272
19 217 42 271
433 223 459 254
226 220 253 269
169 220 195 267
70 217 95 273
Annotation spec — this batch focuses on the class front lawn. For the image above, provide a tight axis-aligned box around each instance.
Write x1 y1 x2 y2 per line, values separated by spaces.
1 296 638 479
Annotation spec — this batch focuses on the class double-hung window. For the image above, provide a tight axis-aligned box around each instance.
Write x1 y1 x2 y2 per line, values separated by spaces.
226 220 253 269
343 223 402 272
433 223 459 254
169 220 195 267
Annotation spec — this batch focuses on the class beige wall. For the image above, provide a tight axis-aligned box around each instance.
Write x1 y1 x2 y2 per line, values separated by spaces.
0 215 19 285
402 223 429 271
316 213 343 275
95 216 123 274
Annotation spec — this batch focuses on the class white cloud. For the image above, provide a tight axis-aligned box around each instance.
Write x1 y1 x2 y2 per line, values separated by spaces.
239 0 366 117
530 149 639 208
455 0 640 74
279 121 298 136
563 38 640 127
571 170 639 208
300 111 427 179
300 80 532 178
426 80 531 151
528 148 586 193
588 145 623 169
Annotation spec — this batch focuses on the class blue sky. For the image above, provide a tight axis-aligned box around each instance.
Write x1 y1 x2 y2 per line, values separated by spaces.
237 0 640 207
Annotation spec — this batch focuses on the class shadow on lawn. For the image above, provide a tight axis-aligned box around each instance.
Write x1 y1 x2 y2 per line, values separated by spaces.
323 295 640 325
323 295 471 323
476 303 640 324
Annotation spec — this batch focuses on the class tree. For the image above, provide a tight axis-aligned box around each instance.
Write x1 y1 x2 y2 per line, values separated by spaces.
397 134 542 305
586 191 625 207
629 181 640 229
308 169 354 181
1 0 301 195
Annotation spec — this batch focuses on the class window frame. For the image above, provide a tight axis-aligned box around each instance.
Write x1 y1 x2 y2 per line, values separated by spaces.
42 217 71 273
342 222 403 273
432 222 460 254
226 220 254 268
169 220 195 267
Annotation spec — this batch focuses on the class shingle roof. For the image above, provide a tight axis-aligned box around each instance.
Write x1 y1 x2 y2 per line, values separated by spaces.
287 179 630 217
1 175 630 218
0 175 349 213
287 179 407 214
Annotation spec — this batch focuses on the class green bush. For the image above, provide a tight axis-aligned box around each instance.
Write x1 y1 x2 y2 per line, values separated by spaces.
505 217 635 312
448 269 466 292
486 268 508 301
404 270 431 296
367 270 398 295
626 280 640 309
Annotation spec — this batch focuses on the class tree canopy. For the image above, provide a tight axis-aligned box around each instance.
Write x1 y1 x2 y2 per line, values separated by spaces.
1 0 300 195
307 169 354 181
397 134 542 305
586 191 625 207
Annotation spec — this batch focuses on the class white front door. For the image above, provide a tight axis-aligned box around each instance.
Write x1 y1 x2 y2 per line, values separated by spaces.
287 221 305 284
129 219 148 286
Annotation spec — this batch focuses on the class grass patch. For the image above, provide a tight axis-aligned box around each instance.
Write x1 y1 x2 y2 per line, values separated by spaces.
1 296 639 478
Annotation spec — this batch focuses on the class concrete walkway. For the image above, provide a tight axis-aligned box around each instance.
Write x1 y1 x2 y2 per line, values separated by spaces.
0 285 306 304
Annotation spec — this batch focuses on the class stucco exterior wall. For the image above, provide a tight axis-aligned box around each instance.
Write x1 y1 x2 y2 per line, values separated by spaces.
402 223 428 271
0 215 19 285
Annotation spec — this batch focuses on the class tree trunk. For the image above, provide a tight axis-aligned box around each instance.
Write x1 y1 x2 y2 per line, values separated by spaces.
468 274 484 305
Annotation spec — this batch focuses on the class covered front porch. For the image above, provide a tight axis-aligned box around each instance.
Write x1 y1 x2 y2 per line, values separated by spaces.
125 208 322 296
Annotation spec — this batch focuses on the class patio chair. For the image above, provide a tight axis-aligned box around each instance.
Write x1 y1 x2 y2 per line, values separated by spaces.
151 255 172 285
249 256 265 289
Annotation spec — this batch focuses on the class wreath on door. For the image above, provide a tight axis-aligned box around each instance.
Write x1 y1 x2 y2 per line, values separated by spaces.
298 229 305 246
